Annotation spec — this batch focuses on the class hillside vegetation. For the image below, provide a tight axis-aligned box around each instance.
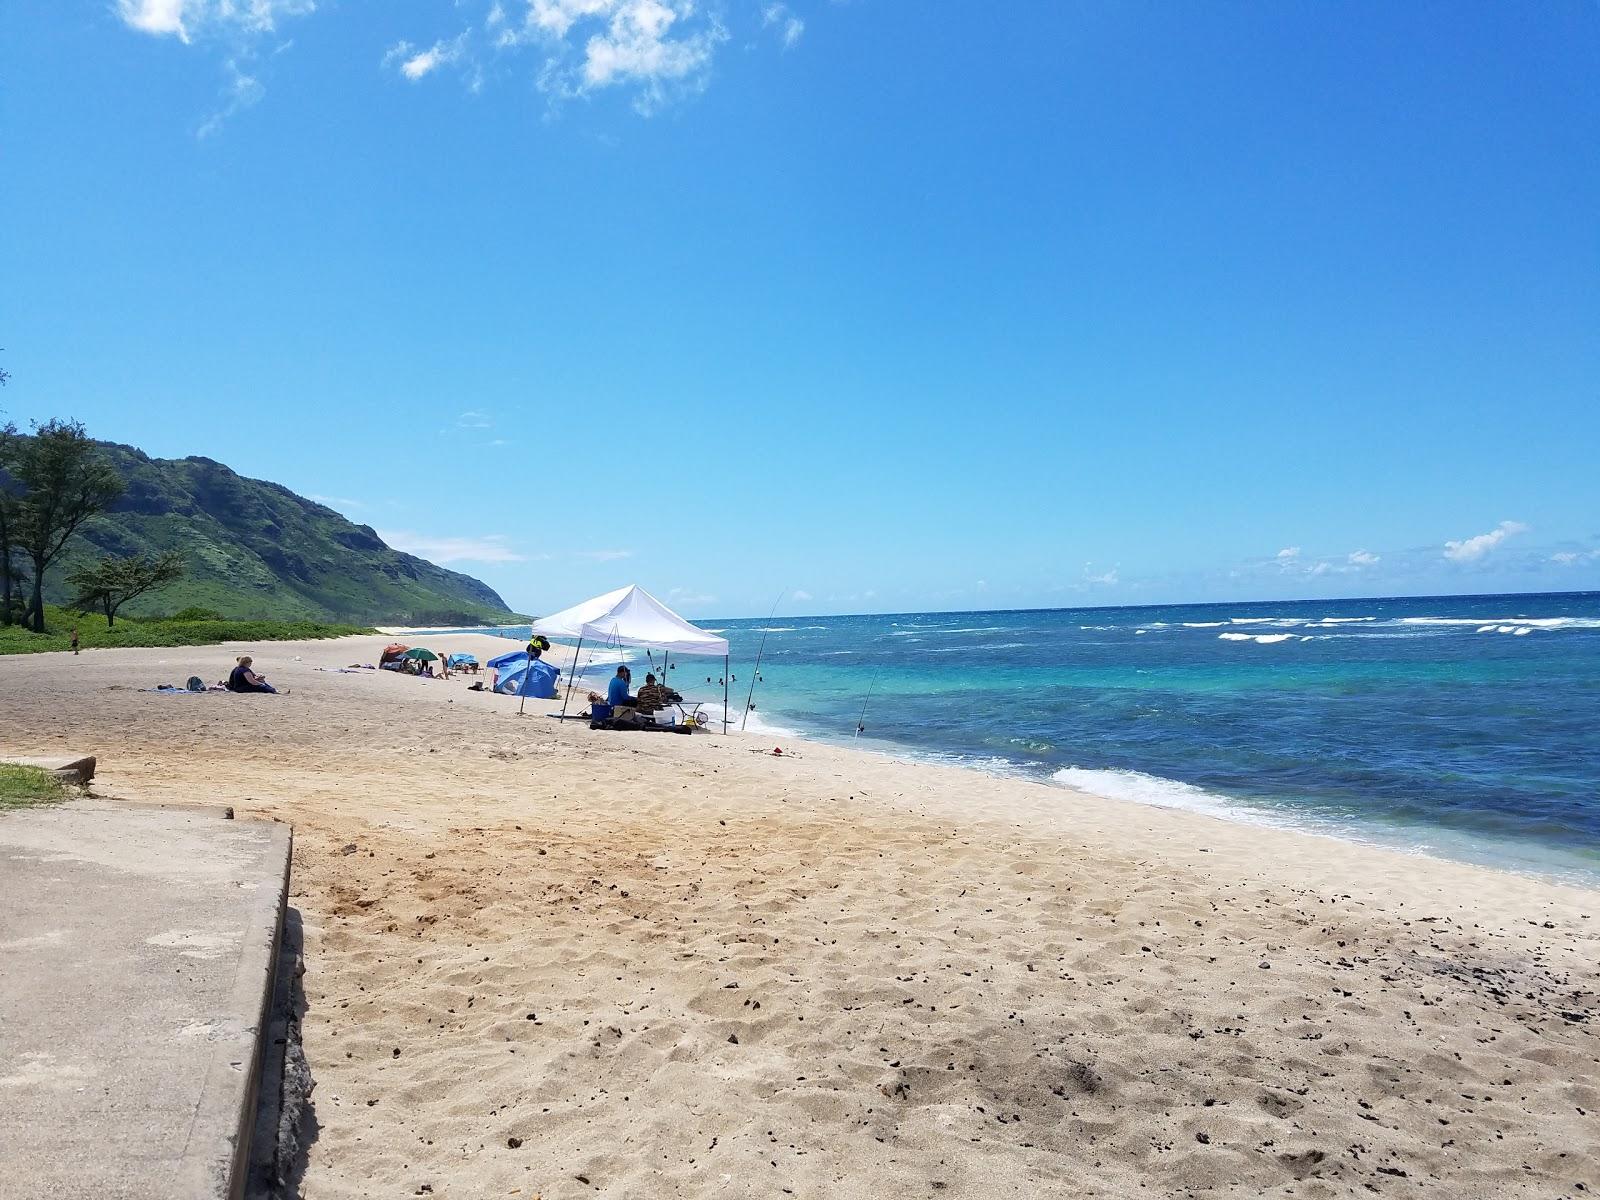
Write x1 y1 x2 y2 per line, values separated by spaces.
0 604 370 656
42 443 514 625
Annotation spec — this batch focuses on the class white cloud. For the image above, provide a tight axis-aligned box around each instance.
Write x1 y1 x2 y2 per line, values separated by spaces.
378 530 526 564
1443 520 1529 563
1550 549 1599 566
385 34 467 81
577 549 632 561
1347 549 1379 566
575 0 726 106
1084 568 1118 585
125 0 796 123
667 587 717 607
456 408 493 428
1275 546 1300 561
407 0 747 114
117 0 316 43
791 589 813 602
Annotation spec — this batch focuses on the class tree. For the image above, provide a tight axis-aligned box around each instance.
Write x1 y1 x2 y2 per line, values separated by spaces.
67 551 185 628
12 420 124 632
0 414 21 626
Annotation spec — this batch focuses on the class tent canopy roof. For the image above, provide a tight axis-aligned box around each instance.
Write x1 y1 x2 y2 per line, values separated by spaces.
530 585 728 656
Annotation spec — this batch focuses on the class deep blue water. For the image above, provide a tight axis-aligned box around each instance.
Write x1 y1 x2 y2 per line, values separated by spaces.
433 592 1600 884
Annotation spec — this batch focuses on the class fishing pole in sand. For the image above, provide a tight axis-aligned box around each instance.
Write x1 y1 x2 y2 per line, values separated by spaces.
854 667 881 738
740 589 785 732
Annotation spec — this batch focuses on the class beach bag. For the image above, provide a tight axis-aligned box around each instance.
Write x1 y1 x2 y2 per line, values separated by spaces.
186 676 205 692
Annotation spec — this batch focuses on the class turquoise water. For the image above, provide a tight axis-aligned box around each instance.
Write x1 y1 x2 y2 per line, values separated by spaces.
435 592 1600 885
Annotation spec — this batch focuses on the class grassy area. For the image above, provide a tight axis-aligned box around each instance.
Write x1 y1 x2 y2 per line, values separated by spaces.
0 764 66 811
0 605 372 655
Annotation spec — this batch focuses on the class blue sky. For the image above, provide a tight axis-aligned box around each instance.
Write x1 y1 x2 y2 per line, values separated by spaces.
3 2 1596 618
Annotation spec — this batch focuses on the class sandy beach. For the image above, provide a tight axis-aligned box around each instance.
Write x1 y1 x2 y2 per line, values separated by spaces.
4 634 1597 1198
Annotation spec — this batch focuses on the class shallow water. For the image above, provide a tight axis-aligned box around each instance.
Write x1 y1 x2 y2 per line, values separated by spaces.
432 592 1600 885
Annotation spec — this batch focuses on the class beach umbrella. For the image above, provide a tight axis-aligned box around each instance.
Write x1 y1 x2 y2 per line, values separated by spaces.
402 647 439 661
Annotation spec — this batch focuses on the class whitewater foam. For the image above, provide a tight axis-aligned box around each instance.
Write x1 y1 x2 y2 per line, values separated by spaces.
1051 766 1264 824
1400 616 1600 630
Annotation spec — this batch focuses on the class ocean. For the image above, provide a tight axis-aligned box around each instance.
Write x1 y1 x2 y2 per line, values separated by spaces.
440 592 1600 885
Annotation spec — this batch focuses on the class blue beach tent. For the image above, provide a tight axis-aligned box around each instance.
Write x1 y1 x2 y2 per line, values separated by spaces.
494 656 561 699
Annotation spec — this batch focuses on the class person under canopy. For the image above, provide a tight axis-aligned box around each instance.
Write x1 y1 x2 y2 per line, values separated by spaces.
606 665 636 708
635 673 672 714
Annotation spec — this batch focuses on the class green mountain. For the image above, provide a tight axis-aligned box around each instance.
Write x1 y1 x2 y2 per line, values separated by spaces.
43 442 515 625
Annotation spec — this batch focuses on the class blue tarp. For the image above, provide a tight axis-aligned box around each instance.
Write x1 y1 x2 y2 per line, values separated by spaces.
487 649 529 670
494 657 561 699
447 653 478 668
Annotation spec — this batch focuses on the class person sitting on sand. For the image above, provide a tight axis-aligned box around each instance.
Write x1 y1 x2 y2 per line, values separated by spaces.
607 665 636 709
635 673 670 714
227 655 286 695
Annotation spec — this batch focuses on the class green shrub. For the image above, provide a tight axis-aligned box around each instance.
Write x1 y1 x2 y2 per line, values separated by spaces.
170 606 227 622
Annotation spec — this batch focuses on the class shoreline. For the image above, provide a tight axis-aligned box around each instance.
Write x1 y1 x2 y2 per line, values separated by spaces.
404 620 1600 890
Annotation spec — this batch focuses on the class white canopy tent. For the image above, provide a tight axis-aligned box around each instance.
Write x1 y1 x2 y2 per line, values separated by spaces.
531 585 730 729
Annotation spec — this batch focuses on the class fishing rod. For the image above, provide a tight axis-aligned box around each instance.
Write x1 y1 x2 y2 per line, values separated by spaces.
740 588 785 732
854 666 881 738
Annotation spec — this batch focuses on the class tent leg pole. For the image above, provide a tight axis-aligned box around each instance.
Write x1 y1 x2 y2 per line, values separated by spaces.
518 640 531 717
559 636 584 723
723 654 729 735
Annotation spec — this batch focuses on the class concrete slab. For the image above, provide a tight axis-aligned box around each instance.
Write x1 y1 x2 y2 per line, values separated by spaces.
0 753 97 784
0 799 290 1200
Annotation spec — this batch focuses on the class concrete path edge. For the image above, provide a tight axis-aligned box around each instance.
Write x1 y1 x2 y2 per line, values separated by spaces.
180 820 293 1199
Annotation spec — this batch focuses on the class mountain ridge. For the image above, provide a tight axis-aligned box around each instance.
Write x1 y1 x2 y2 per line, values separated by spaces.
39 440 515 625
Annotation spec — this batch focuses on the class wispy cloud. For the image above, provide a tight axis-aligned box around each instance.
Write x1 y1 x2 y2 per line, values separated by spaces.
667 587 717 607
762 2 804 50
378 529 527 564
456 408 493 429
117 0 316 134
385 0 808 115
308 493 367 511
1084 568 1119 585
384 34 468 81
1256 544 1380 579
1551 548 1600 566
1443 520 1529 563
196 57 265 137
790 588 813 602
577 548 632 562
